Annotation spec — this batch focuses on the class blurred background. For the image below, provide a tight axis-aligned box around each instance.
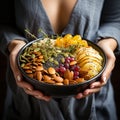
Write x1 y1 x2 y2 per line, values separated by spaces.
0 0 14 119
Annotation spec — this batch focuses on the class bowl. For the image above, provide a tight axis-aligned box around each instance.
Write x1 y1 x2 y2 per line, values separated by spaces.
17 35 107 97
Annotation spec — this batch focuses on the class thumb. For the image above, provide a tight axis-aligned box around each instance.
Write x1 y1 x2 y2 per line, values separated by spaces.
9 43 25 82
101 75 107 84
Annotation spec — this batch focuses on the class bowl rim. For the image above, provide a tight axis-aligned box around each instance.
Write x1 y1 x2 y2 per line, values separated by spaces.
16 37 107 87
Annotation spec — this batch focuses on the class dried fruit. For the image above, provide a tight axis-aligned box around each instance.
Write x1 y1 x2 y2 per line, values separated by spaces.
19 34 103 85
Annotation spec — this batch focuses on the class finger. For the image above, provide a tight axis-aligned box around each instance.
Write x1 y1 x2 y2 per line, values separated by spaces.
17 80 33 90
75 93 84 99
99 56 115 85
97 41 116 83
90 80 106 89
24 89 43 96
9 43 26 82
24 88 51 101
75 86 101 99
75 92 91 99
90 53 115 88
34 95 51 101
101 50 115 82
83 88 100 96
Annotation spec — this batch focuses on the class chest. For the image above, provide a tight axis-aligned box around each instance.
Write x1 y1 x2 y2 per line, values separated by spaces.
15 0 104 37
41 0 77 34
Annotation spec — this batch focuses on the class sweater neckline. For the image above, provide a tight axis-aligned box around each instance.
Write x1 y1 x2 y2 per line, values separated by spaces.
39 0 79 35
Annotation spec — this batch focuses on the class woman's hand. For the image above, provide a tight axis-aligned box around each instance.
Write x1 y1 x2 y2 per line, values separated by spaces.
9 40 51 101
75 38 117 99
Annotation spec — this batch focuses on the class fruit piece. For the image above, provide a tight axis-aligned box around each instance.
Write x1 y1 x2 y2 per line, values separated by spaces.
48 67 56 74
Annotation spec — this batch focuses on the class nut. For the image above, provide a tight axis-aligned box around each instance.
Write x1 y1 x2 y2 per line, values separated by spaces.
48 67 56 75
36 66 43 71
53 76 63 83
63 79 69 85
36 71 42 81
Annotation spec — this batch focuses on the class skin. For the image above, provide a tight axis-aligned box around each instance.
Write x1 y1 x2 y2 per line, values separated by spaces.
8 38 117 101
75 38 117 99
41 0 77 33
8 0 117 101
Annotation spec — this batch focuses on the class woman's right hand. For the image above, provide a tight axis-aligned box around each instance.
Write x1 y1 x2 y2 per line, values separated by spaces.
9 40 51 101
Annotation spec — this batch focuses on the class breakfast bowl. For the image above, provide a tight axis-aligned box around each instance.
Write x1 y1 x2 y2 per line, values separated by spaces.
17 34 107 97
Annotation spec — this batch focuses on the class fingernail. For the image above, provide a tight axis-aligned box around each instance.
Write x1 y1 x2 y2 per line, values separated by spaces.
27 88 32 91
34 95 39 99
35 95 41 99
17 75 21 81
78 93 83 98
76 93 83 99
90 85 94 89
84 91 89 95
103 76 106 83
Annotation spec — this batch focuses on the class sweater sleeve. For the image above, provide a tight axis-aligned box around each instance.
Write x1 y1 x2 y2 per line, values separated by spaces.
97 0 120 53
0 25 28 56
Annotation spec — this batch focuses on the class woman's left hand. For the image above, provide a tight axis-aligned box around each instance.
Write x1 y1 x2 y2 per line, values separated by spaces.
75 38 117 99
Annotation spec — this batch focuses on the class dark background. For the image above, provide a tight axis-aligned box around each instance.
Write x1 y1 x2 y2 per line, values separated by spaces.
0 0 120 120
0 0 14 25
0 0 14 119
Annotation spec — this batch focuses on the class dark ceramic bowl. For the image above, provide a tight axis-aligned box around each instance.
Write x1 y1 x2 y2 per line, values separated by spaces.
17 37 107 97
